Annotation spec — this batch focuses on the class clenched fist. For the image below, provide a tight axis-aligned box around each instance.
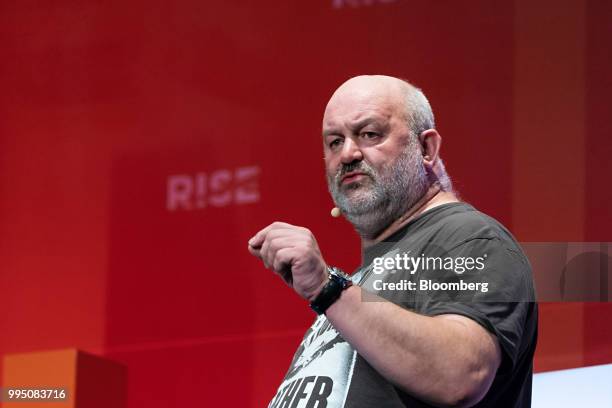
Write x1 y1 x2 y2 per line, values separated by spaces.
248 222 328 302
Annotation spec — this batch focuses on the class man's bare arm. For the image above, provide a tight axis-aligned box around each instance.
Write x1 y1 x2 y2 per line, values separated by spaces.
325 285 501 408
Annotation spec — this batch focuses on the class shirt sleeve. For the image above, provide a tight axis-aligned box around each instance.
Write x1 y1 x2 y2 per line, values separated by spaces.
411 237 535 374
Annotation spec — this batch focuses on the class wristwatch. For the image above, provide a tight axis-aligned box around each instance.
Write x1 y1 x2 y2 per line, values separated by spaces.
310 266 353 315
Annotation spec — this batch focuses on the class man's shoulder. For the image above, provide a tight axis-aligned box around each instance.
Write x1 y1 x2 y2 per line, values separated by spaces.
369 203 530 274
412 202 518 247
397 202 531 272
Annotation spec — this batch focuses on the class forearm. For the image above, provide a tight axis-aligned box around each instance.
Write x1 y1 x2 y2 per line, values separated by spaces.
324 285 499 407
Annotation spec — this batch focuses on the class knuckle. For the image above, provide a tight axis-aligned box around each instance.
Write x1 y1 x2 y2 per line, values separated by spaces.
266 238 278 251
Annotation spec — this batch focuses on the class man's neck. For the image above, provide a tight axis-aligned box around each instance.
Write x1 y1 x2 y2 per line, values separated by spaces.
360 185 459 249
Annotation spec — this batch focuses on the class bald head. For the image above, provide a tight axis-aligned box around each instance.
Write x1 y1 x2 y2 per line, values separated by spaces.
322 75 452 204
325 75 435 140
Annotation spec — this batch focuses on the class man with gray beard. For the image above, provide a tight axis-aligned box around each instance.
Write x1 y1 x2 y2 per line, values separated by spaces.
249 75 537 408
327 132 429 240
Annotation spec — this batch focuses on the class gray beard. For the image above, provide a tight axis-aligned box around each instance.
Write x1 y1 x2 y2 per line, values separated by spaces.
327 143 429 239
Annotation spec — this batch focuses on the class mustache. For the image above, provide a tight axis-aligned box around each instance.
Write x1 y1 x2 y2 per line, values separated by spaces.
335 161 376 184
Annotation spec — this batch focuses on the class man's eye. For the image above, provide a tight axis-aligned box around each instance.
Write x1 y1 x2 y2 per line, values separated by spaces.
361 132 378 139
329 138 343 148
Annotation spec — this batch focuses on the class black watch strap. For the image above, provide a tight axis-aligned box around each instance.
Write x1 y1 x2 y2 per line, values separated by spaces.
310 267 353 315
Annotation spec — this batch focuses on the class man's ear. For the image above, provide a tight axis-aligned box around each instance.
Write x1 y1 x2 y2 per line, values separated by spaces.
418 129 442 169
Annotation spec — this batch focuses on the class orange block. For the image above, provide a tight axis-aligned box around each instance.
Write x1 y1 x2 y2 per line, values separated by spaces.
1 349 126 408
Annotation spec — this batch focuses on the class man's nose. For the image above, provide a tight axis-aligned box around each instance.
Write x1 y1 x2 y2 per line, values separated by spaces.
340 138 363 164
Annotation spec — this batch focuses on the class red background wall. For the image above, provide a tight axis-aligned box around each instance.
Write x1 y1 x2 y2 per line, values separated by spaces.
0 0 610 406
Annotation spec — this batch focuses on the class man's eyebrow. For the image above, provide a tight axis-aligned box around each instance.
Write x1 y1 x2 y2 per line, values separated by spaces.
323 116 387 137
322 127 342 137
349 117 378 131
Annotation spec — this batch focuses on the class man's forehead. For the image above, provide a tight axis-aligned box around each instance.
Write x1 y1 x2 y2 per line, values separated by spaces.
323 77 406 130
322 104 391 132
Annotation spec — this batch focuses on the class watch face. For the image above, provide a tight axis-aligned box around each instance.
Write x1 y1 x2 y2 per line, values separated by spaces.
328 267 352 288
328 266 348 279
310 267 353 315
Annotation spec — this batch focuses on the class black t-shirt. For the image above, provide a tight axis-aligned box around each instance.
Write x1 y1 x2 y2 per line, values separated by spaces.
269 203 538 408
